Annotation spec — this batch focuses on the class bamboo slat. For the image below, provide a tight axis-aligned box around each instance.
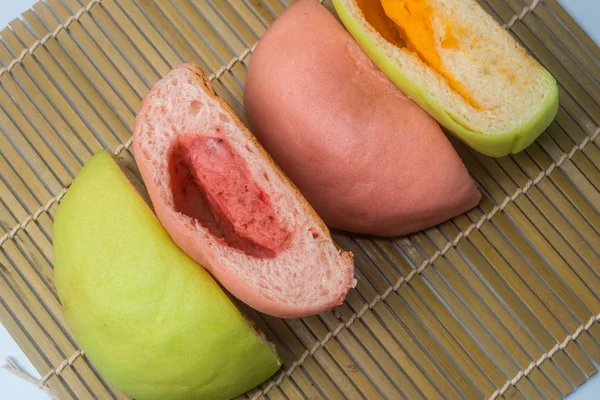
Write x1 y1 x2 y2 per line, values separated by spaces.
0 0 599 399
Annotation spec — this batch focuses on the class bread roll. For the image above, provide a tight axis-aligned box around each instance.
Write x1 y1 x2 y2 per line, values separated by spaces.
334 0 559 156
54 151 280 400
133 65 355 318
244 0 480 236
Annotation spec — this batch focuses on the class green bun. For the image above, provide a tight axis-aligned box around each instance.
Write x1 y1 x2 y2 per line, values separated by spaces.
54 151 280 400
332 0 559 157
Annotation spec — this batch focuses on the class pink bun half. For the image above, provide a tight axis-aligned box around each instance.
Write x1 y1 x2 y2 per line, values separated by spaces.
133 65 354 318
244 0 481 237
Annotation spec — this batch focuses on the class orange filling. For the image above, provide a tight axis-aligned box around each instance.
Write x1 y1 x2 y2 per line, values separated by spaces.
357 0 482 109
356 0 404 46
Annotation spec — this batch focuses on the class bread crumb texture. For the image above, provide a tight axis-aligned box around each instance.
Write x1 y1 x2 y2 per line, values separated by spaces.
135 66 354 309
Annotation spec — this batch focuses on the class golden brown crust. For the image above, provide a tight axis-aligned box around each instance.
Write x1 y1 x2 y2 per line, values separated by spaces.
181 64 353 261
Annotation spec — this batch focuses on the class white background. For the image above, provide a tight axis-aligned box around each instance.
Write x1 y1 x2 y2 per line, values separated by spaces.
0 0 599 399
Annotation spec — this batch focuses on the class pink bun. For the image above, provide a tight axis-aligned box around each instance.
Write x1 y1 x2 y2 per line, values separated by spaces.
134 65 354 318
244 0 480 236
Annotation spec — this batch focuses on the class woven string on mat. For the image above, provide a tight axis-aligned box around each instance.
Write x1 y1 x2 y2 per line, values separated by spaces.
3 357 61 400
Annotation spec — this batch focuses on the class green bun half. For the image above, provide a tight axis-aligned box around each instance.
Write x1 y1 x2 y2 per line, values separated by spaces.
54 151 280 400
333 0 559 157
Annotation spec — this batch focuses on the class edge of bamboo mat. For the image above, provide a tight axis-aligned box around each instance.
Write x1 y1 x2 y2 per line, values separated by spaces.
490 313 600 399
1 0 599 399
0 0 101 78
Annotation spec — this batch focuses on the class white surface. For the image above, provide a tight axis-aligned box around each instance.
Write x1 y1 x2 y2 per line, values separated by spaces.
0 322 46 400
0 0 599 399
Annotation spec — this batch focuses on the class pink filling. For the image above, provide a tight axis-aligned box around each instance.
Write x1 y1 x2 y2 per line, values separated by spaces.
168 133 290 258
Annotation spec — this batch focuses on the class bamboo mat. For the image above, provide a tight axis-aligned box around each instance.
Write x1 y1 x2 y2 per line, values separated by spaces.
0 0 599 398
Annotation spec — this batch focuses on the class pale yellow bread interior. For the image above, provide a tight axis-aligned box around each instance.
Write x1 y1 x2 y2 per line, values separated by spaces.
341 0 556 136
